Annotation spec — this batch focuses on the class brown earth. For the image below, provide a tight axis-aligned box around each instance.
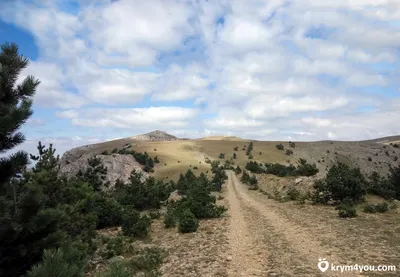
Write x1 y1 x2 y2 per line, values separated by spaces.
224 171 399 277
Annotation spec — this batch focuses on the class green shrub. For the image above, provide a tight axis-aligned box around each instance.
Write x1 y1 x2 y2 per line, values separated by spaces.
219 153 225 159
276 144 284 150
149 211 161 219
248 154 253 159
314 162 366 204
122 209 151 238
96 261 132 277
367 171 396 200
234 146 238 151
115 172 171 210
28 247 86 277
246 161 264 173
163 209 176 229
375 203 389 213
285 149 293 156
246 142 253 156
89 193 123 229
338 205 357 218
265 163 296 177
289 141 296 148
101 235 124 259
178 209 199 233
287 187 301 201
363 202 389 214
296 158 318 176
129 246 163 276
234 166 242 174
363 204 377 213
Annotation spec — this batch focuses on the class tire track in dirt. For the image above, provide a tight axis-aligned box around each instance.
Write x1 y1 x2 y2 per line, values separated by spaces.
226 170 268 276
226 171 358 277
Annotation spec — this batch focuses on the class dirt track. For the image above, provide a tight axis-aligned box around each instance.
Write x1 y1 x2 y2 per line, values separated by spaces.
226 171 359 277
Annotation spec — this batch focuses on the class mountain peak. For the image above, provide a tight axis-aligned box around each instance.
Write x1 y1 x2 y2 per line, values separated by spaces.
131 130 178 141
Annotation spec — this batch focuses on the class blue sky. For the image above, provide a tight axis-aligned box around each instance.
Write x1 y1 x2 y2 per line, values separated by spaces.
1 0 400 155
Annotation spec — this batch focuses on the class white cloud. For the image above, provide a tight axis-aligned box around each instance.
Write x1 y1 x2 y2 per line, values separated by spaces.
2 0 400 143
83 0 194 67
151 64 209 101
18 61 88 108
56 107 199 129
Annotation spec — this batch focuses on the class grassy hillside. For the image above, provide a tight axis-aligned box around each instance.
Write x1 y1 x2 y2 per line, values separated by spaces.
63 134 400 182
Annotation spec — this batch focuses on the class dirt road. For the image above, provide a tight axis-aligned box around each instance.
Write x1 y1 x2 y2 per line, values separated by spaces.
225 171 360 277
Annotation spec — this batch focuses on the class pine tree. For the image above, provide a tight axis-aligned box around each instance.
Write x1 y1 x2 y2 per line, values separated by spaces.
0 43 48 276
27 245 87 277
0 42 39 184
78 156 108 191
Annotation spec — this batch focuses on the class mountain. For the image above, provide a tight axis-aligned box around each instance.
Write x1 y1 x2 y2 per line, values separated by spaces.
131 130 178 141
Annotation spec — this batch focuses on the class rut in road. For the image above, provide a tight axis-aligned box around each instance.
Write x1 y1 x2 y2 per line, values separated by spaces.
225 171 357 277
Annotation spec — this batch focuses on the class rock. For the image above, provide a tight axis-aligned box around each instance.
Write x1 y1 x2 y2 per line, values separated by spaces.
59 153 148 188
131 130 178 141
226 256 232 261
168 190 182 203
295 178 303 185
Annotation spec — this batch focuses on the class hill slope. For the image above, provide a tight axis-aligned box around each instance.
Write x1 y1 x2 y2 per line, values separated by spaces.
59 131 400 183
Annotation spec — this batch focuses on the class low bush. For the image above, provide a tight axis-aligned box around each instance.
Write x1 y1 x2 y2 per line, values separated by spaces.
234 166 242 175
287 187 301 201
375 203 389 213
101 235 124 259
178 209 199 233
276 144 284 150
122 209 152 238
367 171 396 200
363 203 389 213
338 205 357 218
289 141 295 148
296 158 319 176
363 204 376 213
245 161 264 173
264 163 296 177
163 209 176 228
313 162 366 204
285 149 293 156
149 211 161 219
89 193 123 229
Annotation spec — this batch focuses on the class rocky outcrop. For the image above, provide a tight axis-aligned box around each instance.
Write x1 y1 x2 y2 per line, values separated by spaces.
59 153 148 187
167 190 183 203
131 130 178 141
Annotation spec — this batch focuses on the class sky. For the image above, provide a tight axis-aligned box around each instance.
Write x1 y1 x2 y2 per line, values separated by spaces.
1 0 400 155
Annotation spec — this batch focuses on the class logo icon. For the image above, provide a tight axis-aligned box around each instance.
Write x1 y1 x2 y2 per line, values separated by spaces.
318 258 329 272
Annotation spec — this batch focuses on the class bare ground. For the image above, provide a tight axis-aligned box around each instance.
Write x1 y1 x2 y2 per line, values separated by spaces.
225 171 399 277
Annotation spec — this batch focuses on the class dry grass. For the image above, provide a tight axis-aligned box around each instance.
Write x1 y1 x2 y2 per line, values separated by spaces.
72 136 400 182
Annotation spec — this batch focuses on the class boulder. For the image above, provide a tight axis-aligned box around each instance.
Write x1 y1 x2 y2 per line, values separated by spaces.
168 190 182 203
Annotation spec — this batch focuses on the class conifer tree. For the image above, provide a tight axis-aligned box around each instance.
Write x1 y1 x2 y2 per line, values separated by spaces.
0 42 39 184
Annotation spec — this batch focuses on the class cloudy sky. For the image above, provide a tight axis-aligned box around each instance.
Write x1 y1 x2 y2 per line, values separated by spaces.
1 0 400 155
